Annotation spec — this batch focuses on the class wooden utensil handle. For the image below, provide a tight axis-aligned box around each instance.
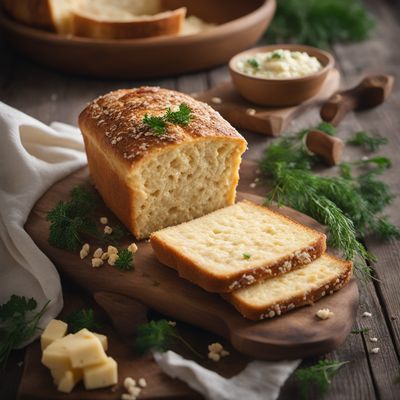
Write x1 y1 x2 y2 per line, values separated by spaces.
306 129 344 166
320 93 358 126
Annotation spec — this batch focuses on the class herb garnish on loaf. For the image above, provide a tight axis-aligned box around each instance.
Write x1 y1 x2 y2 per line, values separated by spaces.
79 87 247 239
150 200 326 293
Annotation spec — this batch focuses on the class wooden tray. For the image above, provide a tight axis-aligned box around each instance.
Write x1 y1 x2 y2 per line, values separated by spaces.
0 0 275 78
196 69 340 136
24 160 359 361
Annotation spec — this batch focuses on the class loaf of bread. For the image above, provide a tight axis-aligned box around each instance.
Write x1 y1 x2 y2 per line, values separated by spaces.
79 87 247 240
150 200 327 293
4 0 74 33
72 0 186 39
224 253 352 320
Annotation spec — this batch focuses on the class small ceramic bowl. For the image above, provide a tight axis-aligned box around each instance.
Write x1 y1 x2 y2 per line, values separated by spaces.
229 44 335 107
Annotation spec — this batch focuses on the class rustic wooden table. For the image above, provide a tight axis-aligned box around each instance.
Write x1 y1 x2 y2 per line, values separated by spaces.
1 0 399 399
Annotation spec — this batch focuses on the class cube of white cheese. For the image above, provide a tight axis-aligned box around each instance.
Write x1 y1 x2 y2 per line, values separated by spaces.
42 334 76 371
83 357 118 390
66 329 108 368
93 332 108 351
41 319 68 351
57 369 83 393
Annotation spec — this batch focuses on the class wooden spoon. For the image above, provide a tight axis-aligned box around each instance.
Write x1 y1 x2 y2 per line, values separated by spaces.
320 74 394 126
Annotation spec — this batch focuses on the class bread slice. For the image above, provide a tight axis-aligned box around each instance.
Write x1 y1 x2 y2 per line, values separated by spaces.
72 0 186 39
4 0 75 33
224 253 352 320
79 87 247 239
150 200 327 293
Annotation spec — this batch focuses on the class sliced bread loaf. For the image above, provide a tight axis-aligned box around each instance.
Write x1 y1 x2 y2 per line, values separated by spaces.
224 253 352 320
150 200 326 293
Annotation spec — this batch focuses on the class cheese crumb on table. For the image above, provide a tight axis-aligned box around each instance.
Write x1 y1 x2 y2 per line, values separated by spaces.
211 97 222 104
108 245 118 254
363 311 372 317
101 252 109 260
93 248 103 258
370 337 378 342
246 108 256 116
108 253 119 266
316 308 334 320
138 378 147 388
208 352 221 362
122 376 146 400
249 182 256 188
124 377 136 389
207 342 229 362
128 243 138 254
100 217 108 224
371 347 380 354
80 243 90 259
92 258 104 268
104 225 113 234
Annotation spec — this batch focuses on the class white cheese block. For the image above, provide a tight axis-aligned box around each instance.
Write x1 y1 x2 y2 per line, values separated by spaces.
93 332 108 351
40 319 68 351
57 369 83 393
67 329 108 368
83 357 118 390
41 334 76 371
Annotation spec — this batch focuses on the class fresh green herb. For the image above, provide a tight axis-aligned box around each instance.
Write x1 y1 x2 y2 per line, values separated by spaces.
143 103 193 135
271 52 282 60
351 327 370 334
243 253 251 260
247 58 260 69
135 319 202 358
114 248 134 271
142 114 167 136
0 295 49 369
166 103 193 126
267 0 374 48
296 359 349 399
66 308 101 333
260 124 399 281
347 131 389 152
316 121 337 136
47 186 97 251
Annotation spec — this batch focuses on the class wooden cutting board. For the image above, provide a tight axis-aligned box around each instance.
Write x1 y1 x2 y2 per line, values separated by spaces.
23 160 358 360
195 69 340 136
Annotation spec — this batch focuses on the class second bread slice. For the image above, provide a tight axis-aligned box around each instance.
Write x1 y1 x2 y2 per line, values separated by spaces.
150 200 326 293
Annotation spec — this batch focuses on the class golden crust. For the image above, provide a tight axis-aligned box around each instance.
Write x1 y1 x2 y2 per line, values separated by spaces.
224 253 353 320
4 0 55 30
150 201 327 293
72 7 186 39
79 87 246 170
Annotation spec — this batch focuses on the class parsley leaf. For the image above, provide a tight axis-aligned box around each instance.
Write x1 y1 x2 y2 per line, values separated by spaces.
296 359 349 398
115 248 134 271
47 186 96 251
66 308 101 333
243 253 251 260
0 295 49 369
135 319 203 358
246 58 260 69
351 327 370 334
271 52 282 60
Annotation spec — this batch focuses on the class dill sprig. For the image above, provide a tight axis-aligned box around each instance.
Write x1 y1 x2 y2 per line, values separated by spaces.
66 308 101 333
351 327 370 334
135 319 203 359
143 103 193 135
260 123 399 281
296 359 349 398
47 186 97 251
347 131 389 152
115 248 134 271
267 0 374 48
0 295 49 369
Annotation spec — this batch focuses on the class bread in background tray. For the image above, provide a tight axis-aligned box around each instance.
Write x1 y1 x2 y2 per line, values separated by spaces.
150 200 327 293
79 87 247 240
72 0 186 39
4 0 75 33
224 253 352 320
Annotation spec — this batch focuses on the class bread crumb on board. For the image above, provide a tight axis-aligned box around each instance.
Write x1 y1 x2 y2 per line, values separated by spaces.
316 308 334 320
207 342 230 362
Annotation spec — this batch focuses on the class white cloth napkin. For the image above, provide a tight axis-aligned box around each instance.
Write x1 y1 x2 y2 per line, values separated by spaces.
0 102 86 340
155 351 300 400
0 103 299 397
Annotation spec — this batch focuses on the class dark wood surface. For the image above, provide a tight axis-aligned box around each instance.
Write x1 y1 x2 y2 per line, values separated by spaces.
1 0 400 398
